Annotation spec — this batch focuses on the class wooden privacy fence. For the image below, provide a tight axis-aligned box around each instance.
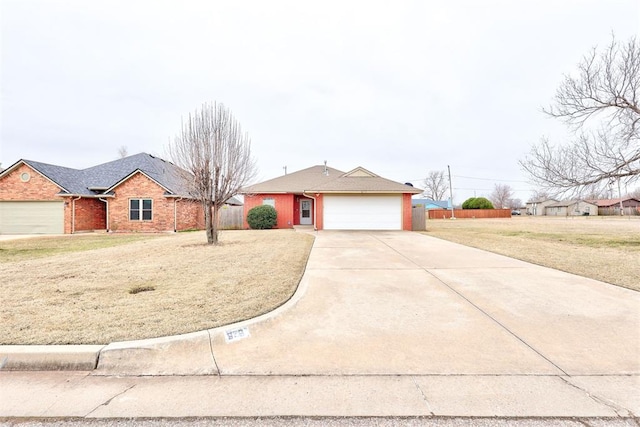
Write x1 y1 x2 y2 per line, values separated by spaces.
598 206 640 216
427 209 511 219
218 205 244 229
411 205 426 231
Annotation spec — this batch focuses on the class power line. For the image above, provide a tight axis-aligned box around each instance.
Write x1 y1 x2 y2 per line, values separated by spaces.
453 175 530 183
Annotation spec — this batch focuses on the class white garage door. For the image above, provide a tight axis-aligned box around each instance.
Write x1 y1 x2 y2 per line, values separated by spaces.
0 201 64 234
323 195 402 230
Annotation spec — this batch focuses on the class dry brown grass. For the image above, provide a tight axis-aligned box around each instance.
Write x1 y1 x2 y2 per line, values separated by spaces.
0 230 314 345
424 216 640 291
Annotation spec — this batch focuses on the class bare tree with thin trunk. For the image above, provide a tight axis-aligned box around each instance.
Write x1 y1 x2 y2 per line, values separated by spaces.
422 170 448 200
520 35 640 196
489 183 514 209
118 146 128 158
169 102 257 245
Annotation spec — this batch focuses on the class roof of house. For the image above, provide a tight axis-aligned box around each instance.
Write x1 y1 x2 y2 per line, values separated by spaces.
225 196 243 206
587 197 640 207
546 199 597 208
242 165 421 194
412 199 449 208
2 153 195 197
526 198 558 204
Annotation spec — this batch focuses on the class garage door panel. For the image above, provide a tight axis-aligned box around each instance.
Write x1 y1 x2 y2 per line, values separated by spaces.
324 195 402 230
0 201 64 234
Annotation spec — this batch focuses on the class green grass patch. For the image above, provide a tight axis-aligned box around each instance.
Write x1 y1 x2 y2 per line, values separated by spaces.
0 234 163 263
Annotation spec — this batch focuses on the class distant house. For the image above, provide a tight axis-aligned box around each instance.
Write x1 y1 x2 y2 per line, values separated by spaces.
225 196 244 206
545 200 598 216
0 153 205 234
412 199 449 210
588 197 640 216
525 199 558 216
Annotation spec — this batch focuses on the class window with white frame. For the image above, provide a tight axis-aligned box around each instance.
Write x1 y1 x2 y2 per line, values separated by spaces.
263 198 275 207
130 199 153 221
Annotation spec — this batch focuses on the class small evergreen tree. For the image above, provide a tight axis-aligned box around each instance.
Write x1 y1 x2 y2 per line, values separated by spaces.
247 205 277 229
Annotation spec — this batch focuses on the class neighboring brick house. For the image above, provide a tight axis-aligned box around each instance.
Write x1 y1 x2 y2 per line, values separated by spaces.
587 197 640 215
0 153 205 234
241 164 422 230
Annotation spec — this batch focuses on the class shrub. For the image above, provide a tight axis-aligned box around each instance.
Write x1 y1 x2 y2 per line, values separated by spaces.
462 197 494 209
247 205 277 229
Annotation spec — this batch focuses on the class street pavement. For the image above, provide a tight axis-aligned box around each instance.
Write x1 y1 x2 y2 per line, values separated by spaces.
1 231 638 421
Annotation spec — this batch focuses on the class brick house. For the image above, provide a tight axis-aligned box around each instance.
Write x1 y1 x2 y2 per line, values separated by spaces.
587 197 640 215
241 164 422 230
0 153 205 234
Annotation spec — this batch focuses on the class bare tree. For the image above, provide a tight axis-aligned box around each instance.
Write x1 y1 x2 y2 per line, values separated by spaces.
169 102 257 245
118 145 128 158
520 35 640 196
628 187 640 199
489 183 514 209
529 189 552 202
508 198 522 209
422 170 448 200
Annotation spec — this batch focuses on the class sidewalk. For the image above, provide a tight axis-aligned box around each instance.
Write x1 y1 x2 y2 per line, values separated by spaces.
1 371 636 418
1 231 638 419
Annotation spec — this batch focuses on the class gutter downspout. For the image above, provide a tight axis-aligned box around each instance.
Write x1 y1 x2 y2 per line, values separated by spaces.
99 198 109 232
302 192 318 231
71 196 81 234
174 197 183 232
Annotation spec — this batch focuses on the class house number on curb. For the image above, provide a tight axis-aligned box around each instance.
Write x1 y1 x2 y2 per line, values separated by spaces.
225 327 250 343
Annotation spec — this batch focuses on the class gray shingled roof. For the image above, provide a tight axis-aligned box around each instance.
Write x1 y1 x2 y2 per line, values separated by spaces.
242 165 421 194
16 153 194 197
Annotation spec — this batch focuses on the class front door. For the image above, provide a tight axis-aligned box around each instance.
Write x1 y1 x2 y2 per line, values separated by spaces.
300 199 312 225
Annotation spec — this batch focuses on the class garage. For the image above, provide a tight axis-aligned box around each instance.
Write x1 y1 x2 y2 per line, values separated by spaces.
0 201 64 234
323 195 402 230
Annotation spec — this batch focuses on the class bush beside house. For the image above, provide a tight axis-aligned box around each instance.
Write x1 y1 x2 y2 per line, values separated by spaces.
247 205 277 229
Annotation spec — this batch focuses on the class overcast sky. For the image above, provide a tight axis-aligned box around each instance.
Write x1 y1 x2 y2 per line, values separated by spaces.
1 1 638 204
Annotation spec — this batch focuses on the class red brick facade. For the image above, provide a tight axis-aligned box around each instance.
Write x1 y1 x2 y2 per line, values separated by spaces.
402 193 412 231
0 164 73 233
107 172 204 233
0 164 205 234
73 198 106 232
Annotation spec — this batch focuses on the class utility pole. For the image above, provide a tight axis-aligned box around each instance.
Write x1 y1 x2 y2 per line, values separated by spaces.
617 178 624 216
448 165 455 219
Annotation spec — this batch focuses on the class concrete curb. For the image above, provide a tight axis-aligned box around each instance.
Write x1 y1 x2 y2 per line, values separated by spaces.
0 345 104 371
0 233 317 373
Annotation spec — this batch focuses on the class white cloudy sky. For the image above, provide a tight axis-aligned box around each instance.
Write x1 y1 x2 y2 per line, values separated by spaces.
1 0 638 203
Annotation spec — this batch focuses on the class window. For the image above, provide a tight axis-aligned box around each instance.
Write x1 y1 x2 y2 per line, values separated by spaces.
20 172 30 182
263 198 275 207
130 199 152 221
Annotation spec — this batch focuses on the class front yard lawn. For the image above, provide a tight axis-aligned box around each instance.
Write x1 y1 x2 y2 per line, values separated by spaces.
0 230 314 345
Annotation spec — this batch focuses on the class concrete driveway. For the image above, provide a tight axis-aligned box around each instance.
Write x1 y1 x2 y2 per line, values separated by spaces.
5 230 640 417
201 231 639 377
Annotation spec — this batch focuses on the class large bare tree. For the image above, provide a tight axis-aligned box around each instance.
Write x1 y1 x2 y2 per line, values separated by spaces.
520 35 640 196
169 102 256 245
489 183 514 209
422 170 448 200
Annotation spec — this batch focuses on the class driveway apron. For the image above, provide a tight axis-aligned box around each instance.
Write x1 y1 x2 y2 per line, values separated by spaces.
209 231 640 377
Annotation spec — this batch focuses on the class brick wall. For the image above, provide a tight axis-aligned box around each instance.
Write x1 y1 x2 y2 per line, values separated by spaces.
176 199 205 231
73 198 106 231
0 163 74 233
402 193 412 231
108 172 176 232
243 193 294 229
